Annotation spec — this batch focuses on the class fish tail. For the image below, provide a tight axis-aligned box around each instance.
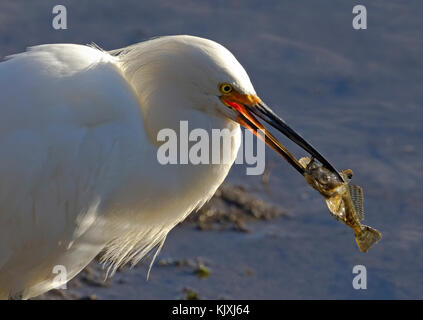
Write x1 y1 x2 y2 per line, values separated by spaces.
355 225 382 252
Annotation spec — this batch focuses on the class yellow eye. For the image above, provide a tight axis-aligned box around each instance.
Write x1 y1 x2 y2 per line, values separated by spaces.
219 83 233 94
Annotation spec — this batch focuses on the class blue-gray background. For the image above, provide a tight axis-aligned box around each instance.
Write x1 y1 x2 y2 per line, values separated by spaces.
1 0 422 299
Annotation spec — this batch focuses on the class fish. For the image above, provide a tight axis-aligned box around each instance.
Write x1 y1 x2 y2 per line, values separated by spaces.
299 157 381 252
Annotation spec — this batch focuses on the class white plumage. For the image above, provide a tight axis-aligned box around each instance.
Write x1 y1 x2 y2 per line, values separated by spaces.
0 34 337 299
0 36 252 299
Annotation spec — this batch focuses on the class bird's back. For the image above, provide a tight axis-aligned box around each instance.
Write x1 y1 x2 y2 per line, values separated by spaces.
0 44 148 298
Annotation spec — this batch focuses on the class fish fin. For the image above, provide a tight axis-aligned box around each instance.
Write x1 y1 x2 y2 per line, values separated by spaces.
341 169 353 182
298 157 311 169
355 225 382 252
348 185 364 221
325 195 348 224
329 211 348 225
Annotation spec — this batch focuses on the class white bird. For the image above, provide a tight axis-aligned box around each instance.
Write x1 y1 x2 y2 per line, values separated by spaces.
0 35 340 299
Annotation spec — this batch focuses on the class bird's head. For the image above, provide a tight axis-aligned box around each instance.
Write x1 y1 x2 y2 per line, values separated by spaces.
117 35 341 179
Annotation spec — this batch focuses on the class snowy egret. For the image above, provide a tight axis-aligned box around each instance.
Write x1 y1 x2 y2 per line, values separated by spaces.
0 35 339 299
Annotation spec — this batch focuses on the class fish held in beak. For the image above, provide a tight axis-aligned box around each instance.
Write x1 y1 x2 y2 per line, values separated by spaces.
221 93 343 182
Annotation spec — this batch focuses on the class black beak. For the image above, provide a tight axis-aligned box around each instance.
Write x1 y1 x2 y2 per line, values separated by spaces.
246 102 344 182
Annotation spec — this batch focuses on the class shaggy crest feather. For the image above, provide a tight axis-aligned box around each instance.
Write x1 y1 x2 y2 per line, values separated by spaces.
99 189 215 278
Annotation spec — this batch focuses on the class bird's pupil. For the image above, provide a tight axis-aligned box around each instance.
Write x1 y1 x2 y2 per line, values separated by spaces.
224 86 230 92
